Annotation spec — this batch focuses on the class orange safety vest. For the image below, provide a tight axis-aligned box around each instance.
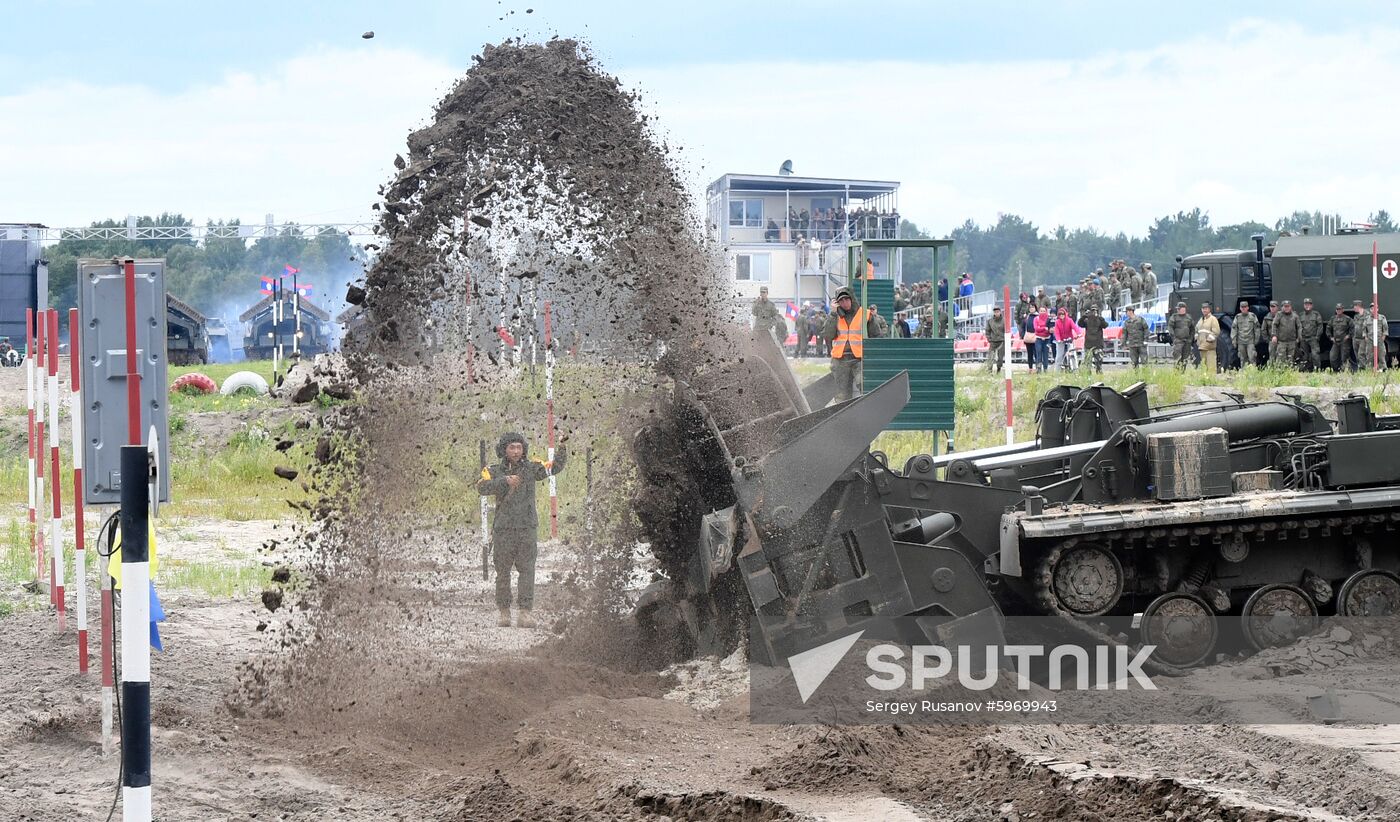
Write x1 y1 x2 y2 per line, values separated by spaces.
832 308 866 359
865 260 875 280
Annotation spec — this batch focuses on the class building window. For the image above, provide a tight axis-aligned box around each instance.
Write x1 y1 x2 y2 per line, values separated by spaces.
736 253 771 282
1334 258 1357 281
1301 259 1323 281
728 198 763 228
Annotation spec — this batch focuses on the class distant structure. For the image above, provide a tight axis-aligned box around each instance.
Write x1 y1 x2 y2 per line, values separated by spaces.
0 223 47 343
705 172 901 306
239 294 331 360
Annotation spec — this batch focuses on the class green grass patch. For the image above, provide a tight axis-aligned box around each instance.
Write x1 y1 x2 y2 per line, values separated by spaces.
167 361 280 413
158 558 268 599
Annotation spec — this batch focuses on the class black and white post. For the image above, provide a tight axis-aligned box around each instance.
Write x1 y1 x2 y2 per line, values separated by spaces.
119 445 152 819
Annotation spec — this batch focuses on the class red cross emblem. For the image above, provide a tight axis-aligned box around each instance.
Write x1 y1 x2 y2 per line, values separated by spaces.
1384 260 1398 278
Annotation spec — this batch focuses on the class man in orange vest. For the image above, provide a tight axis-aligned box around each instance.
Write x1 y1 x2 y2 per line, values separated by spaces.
822 286 883 402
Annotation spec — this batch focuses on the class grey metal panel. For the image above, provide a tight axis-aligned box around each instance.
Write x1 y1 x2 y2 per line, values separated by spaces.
0 230 42 341
77 260 171 505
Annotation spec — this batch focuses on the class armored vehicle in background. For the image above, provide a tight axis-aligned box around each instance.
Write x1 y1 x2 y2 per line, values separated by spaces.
240 294 331 360
166 293 210 365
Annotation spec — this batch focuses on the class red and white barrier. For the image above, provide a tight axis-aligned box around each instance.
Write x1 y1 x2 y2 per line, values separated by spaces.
27 309 37 583
544 301 558 539
70 309 88 672
1003 286 1014 446
48 309 65 632
35 311 47 598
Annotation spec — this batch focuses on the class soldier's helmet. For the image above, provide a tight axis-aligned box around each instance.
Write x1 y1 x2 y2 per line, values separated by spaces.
1143 262 1153 270
1176 302 1186 309
1270 301 1279 307
1282 300 1292 307
1354 299 1365 306
1336 303 1345 310
1304 298 1313 304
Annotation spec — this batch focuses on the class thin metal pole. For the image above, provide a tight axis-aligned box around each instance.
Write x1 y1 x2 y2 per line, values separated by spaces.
479 439 490 581
48 309 65 631
544 301 557 540
120 259 152 821
36 309 47 597
1004 286 1014 445
70 308 88 673
27 309 37 583
1374 240 1380 371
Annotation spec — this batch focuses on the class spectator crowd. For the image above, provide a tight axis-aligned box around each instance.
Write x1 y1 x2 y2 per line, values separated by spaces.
764 206 901 242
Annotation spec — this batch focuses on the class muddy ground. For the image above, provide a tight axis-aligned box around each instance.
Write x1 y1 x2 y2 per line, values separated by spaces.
4 517 1400 821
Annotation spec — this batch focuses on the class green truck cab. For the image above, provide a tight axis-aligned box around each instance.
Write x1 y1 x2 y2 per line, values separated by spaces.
1173 231 1400 365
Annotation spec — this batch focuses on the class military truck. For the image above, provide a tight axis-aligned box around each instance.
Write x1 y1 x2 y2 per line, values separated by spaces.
1173 231 1400 366
166 293 210 365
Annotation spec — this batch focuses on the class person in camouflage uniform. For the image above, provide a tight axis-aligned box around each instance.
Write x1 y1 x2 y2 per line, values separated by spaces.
1105 272 1121 320
985 305 1006 373
1167 302 1195 368
751 286 783 341
1354 302 1389 371
1123 306 1150 368
1127 265 1144 306
1231 301 1260 368
1261 301 1279 364
1077 305 1108 373
1327 303 1354 371
1015 292 1033 329
1298 298 1324 370
1065 287 1079 320
1271 300 1302 367
1141 263 1159 304
478 432 568 628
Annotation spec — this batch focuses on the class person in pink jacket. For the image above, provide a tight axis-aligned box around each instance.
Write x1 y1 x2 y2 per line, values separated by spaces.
1031 307 1052 372
1053 307 1079 371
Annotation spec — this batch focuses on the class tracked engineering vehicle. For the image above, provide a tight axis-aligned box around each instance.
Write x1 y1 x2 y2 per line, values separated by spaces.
633 337 1400 667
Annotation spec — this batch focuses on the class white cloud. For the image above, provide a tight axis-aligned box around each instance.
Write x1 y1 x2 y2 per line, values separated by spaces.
5 20 1398 239
0 46 459 229
625 19 1400 235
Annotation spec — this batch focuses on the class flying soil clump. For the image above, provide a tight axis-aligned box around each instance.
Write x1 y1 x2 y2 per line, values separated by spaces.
240 38 763 720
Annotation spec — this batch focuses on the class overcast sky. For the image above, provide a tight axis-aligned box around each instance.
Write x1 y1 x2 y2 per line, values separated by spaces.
5 0 1400 238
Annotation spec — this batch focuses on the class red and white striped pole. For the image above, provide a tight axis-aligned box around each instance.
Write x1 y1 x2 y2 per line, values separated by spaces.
27 309 38 583
48 309 66 631
544 301 558 539
35 310 47 599
1373 240 1380 372
1004 286 1014 445
70 309 88 672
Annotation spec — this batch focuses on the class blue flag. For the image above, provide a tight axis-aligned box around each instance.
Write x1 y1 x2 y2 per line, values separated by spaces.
150 584 166 651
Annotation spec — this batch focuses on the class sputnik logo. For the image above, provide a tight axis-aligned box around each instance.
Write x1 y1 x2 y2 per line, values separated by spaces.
786 631 864 703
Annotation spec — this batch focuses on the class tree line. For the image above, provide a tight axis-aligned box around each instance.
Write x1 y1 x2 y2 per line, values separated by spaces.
43 213 366 323
898 208 1398 293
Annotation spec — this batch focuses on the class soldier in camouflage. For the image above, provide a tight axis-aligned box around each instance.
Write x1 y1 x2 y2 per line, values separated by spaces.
1127 265 1144 306
1354 302 1389 371
1298 298 1324 370
1105 272 1121 320
751 286 782 341
1167 302 1195 369
1261 301 1279 364
1077 305 1108 373
1271 300 1301 368
1231 301 1260 368
1141 263 1158 304
1123 306 1150 368
478 432 568 628
985 305 1006 373
1327 303 1354 371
